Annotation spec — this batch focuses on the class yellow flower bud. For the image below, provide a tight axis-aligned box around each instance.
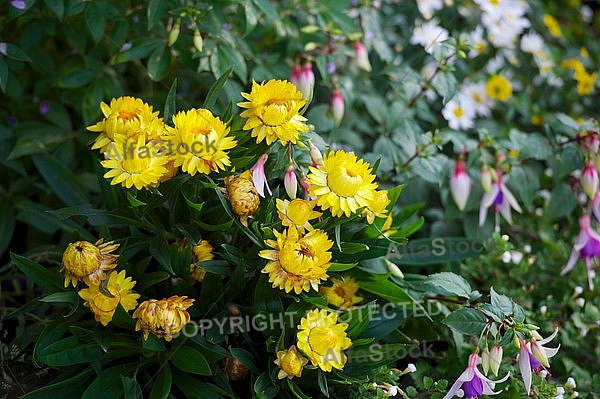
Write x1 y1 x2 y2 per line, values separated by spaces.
133 295 194 341
274 345 308 379
224 170 260 227
61 239 119 287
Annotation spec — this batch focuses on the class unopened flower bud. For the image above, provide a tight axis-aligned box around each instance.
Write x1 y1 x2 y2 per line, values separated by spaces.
481 165 492 193
481 345 491 375
581 161 599 199
530 330 543 340
489 345 503 376
193 29 203 52
565 377 576 388
284 165 298 199
574 286 584 295
331 89 345 126
309 141 324 166
353 41 372 72
575 297 585 307
291 64 301 86
530 340 551 368
450 160 471 211
297 62 315 103
169 20 181 46
385 259 404 278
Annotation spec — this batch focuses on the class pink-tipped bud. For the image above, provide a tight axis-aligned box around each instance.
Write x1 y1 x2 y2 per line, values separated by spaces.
284 165 298 199
581 160 599 199
300 176 311 200
480 165 492 194
353 41 372 72
297 62 315 103
291 64 301 87
251 154 272 197
592 192 600 223
450 160 471 211
580 131 599 154
331 89 345 126
309 141 324 166
489 345 503 376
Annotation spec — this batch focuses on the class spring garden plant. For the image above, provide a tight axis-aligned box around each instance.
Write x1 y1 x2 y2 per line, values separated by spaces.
1 0 600 398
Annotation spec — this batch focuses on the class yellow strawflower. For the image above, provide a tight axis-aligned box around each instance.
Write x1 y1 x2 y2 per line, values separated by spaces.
189 240 214 284
61 239 119 287
276 198 321 232
237 79 308 145
78 270 140 326
543 14 561 37
486 75 512 102
296 309 352 372
166 108 237 176
576 71 597 95
259 225 332 294
274 345 308 379
361 189 390 224
133 295 194 341
319 275 363 309
87 96 159 152
308 150 378 217
224 170 260 227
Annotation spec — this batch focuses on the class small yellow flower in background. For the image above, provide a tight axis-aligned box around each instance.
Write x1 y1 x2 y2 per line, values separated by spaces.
362 190 390 224
319 275 363 309
508 149 519 158
276 198 321 232
259 225 332 294
308 150 378 218
101 131 172 190
78 270 140 326
543 14 561 37
561 57 586 77
237 79 308 145
88 96 159 152
576 71 597 95
486 75 512 102
274 345 308 379
224 170 261 227
581 47 590 59
189 240 214 284
296 309 352 372
61 239 119 287
166 108 237 176
133 295 194 341
531 114 544 126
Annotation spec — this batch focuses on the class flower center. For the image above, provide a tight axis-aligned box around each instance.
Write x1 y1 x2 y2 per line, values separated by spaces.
308 326 339 355
118 110 137 122
92 293 119 314
287 200 312 225
190 126 211 136
327 166 363 197
334 286 347 298
453 107 464 118
262 103 289 126
281 353 302 374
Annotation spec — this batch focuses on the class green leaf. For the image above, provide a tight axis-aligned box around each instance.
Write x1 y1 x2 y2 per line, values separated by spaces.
122 376 143 399
20 369 93 399
148 45 171 81
170 345 212 375
43 0 65 19
490 287 514 317
328 263 357 272
443 308 488 336
32 153 88 206
508 165 539 208
81 365 131 399
317 369 329 397
230 347 262 374
0 200 15 255
39 291 78 304
172 374 227 399
359 279 412 303
85 2 105 42
163 78 177 124
0 58 8 93
424 272 473 299
555 112 581 132
136 271 170 291
244 1 258 36
147 0 167 30
203 67 233 109
5 43 32 62
546 183 577 220
112 38 163 64
37 336 105 367
10 253 63 292
58 69 96 88
386 237 492 265
149 363 172 399
126 190 147 207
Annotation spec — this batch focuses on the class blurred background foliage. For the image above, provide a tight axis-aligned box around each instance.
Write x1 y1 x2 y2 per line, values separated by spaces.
2 0 600 397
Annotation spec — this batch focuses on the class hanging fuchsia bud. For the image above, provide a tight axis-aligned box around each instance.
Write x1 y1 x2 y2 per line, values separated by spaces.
297 62 315 103
300 176 311 200
251 154 272 198
284 165 298 199
291 64 301 87
309 141 324 166
581 160 599 199
353 41 372 72
579 131 599 154
489 345 503 377
480 165 492 194
193 29 203 52
331 89 345 126
450 160 471 211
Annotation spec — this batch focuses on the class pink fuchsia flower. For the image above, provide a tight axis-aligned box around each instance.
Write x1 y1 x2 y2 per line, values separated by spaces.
518 329 560 395
330 89 345 126
450 160 472 211
443 353 509 399
353 41 372 72
561 214 600 289
290 64 301 87
297 62 315 103
251 154 272 197
479 169 522 227
284 165 298 199
580 160 599 199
